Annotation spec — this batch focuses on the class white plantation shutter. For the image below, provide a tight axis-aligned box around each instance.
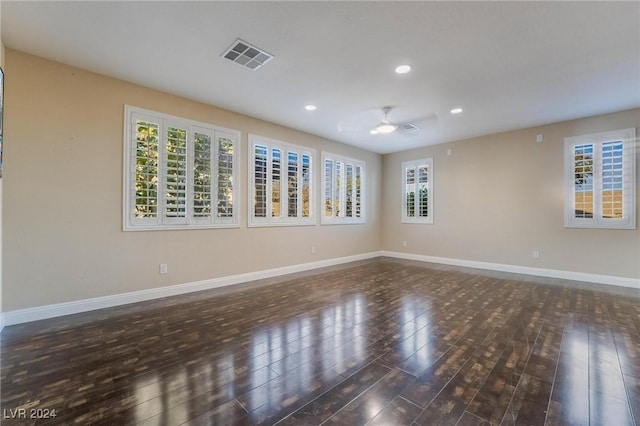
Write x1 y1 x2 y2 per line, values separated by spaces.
601 141 624 220
346 164 354 217
321 153 366 224
355 166 362 218
302 154 311 218
192 129 213 220
164 125 188 223
253 145 268 218
272 148 282 218
216 133 235 220
418 165 429 218
564 128 636 229
402 158 433 224
287 151 299 218
248 135 315 226
133 116 160 225
124 106 239 230
324 159 333 217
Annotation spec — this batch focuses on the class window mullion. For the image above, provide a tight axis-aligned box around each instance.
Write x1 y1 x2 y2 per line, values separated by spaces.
267 148 274 219
185 125 194 225
297 153 303 219
211 131 219 225
159 120 167 225
340 162 347 217
415 166 421 220
594 142 603 225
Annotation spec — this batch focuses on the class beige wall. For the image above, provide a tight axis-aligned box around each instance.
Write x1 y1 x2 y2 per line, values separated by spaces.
382 109 640 279
3 48 639 314
2 50 382 311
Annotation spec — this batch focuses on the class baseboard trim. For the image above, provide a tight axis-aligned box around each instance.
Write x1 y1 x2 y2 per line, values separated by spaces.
4 250 638 327
2 251 382 326
381 251 640 289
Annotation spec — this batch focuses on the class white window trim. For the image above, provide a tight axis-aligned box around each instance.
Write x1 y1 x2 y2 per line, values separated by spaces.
401 158 434 224
123 105 240 231
321 152 366 225
564 128 636 229
248 134 315 227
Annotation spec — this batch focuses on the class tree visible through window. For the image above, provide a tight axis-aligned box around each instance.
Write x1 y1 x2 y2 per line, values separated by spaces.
124 106 239 230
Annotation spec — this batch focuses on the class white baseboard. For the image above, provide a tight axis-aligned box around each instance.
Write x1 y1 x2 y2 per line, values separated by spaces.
2 251 381 326
381 251 640 289
3 250 638 327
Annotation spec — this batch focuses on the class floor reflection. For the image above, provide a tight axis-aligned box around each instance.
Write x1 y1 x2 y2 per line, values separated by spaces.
244 293 367 420
562 334 589 425
400 296 433 373
5 260 638 425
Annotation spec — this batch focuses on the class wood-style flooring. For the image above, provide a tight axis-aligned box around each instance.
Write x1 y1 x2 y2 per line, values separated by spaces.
1 258 639 425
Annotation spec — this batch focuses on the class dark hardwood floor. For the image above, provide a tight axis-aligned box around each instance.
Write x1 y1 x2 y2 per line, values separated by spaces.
1 258 639 425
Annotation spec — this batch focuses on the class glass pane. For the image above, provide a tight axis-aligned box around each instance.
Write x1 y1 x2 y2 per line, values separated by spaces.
288 152 298 217
165 127 187 218
217 136 234 217
418 166 429 217
193 133 211 218
573 144 594 219
254 145 267 218
601 141 623 219
302 155 311 218
335 162 342 217
272 149 281 218
405 167 415 217
346 164 354 217
324 159 333 217
355 166 362 218
135 120 159 218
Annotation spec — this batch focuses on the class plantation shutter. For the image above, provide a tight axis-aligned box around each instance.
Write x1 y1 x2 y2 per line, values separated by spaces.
125 106 239 230
133 116 160 225
321 153 366 224
402 158 433 224
216 132 235 221
248 135 315 226
564 128 635 229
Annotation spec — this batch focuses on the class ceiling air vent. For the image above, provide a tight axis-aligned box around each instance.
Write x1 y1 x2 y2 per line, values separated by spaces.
221 39 274 70
398 123 420 133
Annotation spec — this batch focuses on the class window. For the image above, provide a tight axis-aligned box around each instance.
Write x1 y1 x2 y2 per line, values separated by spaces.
402 158 433 224
564 128 636 229
322 153 365 224
124 106 239 231
249 135 314 226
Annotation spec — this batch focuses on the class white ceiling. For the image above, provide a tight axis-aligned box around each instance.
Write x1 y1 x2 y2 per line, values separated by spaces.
2 1 639 154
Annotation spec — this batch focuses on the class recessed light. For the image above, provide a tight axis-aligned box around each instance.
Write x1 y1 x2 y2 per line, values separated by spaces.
395 64 412 74
370 129 379 135
305 105 317 111
450 107 463 114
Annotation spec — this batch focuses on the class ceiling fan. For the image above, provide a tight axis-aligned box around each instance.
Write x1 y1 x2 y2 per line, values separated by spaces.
336 106 435 137
369 106 424 135
371 106 398 134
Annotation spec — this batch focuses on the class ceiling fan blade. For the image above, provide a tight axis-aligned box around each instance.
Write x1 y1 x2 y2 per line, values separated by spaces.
336 108 383 133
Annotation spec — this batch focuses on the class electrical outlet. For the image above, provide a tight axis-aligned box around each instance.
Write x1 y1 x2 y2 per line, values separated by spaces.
159 263 168 274
402 240 408 247
536 134 544 143
311 246 316 254
447 148 452 156
532 251 540 259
